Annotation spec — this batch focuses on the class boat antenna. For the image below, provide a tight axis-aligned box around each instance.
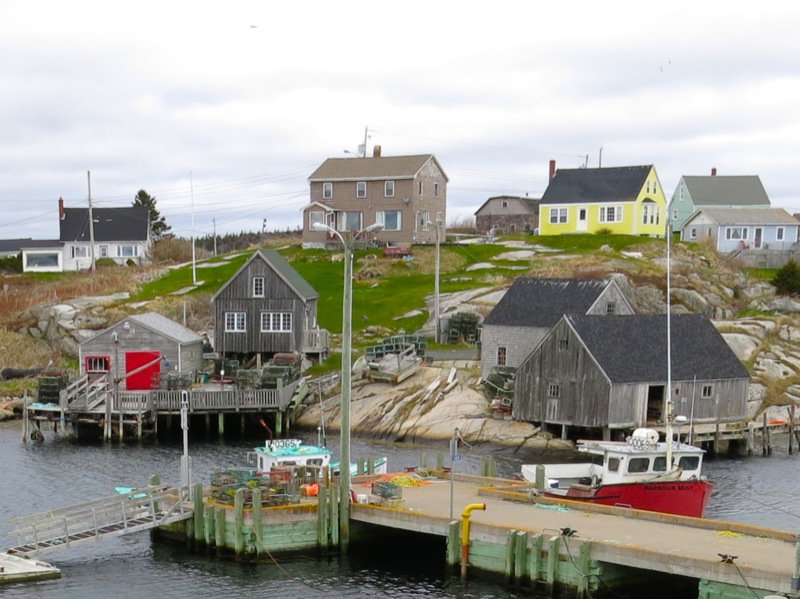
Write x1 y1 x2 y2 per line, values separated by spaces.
665 217 674 471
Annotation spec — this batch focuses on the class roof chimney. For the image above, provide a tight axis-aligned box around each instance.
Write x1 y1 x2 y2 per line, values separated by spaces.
58 197 65 220
549 159 557 182
711 167 717 176
373 145 382 158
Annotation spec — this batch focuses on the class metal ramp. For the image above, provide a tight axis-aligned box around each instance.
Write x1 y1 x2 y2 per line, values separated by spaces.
5 485 193 558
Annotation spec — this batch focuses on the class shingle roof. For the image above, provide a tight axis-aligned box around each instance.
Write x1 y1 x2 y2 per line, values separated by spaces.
566 313 750 383
689 207 799 226
474 195 540 216
540 165 652 205
308 154 447 182
682 175 770 207
483 278 609 327
128 313 202 344
0 238 33 252
257 249 318 300
60 207 149 242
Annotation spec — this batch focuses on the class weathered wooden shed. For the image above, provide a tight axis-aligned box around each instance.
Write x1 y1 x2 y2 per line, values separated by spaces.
480 277 633 379
79 312 204 391
513 313 750 440
212 249 326 361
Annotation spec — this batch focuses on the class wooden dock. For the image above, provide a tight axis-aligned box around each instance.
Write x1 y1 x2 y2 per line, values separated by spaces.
348 474 800 597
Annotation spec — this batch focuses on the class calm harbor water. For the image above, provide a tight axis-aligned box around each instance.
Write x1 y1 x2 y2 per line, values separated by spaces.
1 421 799 598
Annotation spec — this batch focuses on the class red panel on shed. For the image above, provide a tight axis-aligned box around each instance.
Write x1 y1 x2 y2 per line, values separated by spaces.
125 351 161 390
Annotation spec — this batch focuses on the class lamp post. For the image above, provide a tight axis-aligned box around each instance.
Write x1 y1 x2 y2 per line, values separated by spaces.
312 220 383 549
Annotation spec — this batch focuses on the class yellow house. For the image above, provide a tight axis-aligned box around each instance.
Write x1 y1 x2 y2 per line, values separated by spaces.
538 161 667 237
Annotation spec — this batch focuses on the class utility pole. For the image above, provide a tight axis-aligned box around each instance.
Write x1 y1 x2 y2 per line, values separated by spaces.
362 126 368 157
87 171 96 272
213 218 217 256
190 171 197 285
599 146 603 168
434 215 442 343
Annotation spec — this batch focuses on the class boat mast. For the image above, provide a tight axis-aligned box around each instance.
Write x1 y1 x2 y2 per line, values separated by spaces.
666 218 674 470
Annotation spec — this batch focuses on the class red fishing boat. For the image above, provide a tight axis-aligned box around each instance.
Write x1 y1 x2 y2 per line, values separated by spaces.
521 428 713 517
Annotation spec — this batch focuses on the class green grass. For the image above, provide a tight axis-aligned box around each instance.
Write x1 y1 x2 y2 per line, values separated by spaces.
130 254 251 301
531 233 662 253
744 268 779 282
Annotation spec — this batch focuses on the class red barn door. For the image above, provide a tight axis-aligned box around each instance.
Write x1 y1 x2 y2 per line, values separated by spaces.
125 351 161 390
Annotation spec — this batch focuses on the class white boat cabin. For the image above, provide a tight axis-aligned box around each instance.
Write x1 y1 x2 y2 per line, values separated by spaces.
522 428 706 489
248 439 332 472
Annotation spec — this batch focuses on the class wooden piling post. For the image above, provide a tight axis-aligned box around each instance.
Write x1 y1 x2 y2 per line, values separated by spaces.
234 488 245 557
576 541 592 599
504 529 516 582
218 413 225 438
446 521 460 567
546 535 560 597
193 482 204 543
317 486 328 547
535 464 546 491
252 488 263 556
529 533 543 587
203 505 214 546
762 412 768 456
214 507 225 552
515 530 528 583
275 411 283 437
793 533 800 594
747 422 755 456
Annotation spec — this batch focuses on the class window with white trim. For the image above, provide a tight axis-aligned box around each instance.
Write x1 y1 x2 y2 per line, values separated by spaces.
549 208 567 224
434 183 439 197
777 227 785 241
384 180 395 197
725 227 748 240
376 210 402 231
673 209 679 221
309 211 325 230
558 338 569 351
322 182 333 199
642 203 659 225
117 245 138 257
548 383 561 398
356 181 367 198
701 384 713 398
689 227 697 239
99 245 108 257
599 205 623 223
497 347 506 366
225 312 246 332
420 211 430 231
71 246 88 258
501 200 508 208
339 211 363 231
261 311 292 332
252 276 264 298
418 181 423 196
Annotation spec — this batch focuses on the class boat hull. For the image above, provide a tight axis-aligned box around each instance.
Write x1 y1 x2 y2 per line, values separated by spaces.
546 479 713 518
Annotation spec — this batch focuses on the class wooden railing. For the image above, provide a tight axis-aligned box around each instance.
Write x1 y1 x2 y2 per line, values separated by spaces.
303 328 330 353
60 374 112 411
151 379 300 413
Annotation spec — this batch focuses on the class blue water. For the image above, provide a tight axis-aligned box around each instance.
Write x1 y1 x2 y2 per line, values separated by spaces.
1 421 799 598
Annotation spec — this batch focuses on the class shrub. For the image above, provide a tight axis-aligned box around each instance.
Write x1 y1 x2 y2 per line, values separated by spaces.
772 260 800 295
0 253 22 273
95 258 117 269
595 227 613 235
149 237 195 264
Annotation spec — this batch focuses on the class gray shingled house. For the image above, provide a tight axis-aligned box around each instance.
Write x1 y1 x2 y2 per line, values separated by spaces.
474 195 540 234
212 249 328 362
669 171 771 230
513 313 750 440
79 312 203 391
479 278 633 379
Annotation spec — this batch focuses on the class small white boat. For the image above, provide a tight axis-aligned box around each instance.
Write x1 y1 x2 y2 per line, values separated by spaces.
247 439 387 476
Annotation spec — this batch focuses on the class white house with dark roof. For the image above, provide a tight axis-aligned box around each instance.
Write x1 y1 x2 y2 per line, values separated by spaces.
301 146 448 248
479 277 633 378
22 198 151 273
513 313 750 440
669 170 771 230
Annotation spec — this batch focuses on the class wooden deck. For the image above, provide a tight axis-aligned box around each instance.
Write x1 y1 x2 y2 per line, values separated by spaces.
350 475 800 596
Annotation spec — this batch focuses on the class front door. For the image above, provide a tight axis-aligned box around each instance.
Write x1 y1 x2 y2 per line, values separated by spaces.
577 207 588 232
754 227 763 249
646 384 664 424
125 351 161 390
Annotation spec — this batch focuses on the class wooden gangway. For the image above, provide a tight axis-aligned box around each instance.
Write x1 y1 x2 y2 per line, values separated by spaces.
5 485 193 558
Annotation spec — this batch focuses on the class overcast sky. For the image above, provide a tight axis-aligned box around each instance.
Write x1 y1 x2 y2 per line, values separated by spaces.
2 1 799 240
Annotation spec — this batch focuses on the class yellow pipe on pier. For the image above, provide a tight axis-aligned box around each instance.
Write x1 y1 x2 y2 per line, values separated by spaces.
461 502 486 578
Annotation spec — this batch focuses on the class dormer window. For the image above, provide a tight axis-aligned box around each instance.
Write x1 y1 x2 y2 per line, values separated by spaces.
253 276 265 298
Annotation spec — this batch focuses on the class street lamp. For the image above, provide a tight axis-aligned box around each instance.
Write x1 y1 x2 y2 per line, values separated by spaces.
312 220 383 549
